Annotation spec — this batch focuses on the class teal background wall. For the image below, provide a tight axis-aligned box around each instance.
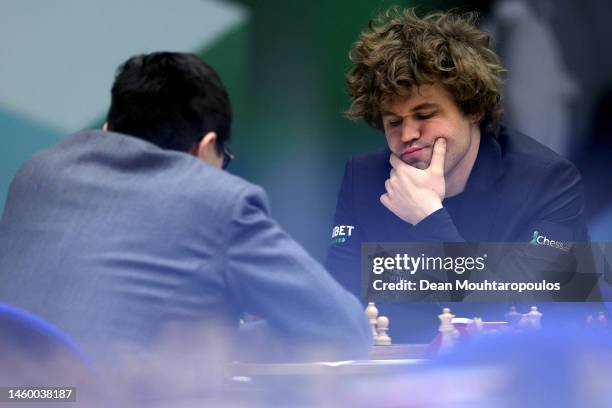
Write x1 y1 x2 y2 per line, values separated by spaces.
0 0 403 263
7 1 605 259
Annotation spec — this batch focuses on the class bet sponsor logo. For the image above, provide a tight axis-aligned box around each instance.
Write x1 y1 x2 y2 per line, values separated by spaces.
330 225 355 244
529 230 571 252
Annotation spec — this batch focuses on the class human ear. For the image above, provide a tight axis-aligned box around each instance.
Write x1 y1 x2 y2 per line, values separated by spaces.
196 132 223 168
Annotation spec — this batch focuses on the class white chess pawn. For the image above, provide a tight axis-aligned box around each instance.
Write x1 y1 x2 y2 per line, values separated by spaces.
438 308 457 353
438 308 455 331
527 306 542 329
505 306 521 328
365 302 379 339
375 316 392 346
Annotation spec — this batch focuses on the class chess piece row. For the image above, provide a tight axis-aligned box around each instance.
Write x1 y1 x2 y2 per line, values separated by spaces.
436 306 544 353
505 306 542 330
364 302 392 346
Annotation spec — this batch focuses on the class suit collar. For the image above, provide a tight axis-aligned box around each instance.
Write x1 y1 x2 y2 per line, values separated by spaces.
464 128 504 192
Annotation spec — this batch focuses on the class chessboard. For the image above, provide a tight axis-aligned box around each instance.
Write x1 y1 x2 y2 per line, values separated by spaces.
366 302 609 357
228 303 609 378
224 304 611 408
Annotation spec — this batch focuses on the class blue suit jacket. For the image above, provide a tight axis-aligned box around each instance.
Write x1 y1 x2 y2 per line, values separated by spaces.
0 130 370 362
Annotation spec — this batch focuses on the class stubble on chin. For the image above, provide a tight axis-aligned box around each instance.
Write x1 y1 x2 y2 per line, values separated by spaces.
401 150 433 170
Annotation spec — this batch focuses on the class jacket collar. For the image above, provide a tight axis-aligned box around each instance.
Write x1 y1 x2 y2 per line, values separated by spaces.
464 127 504 193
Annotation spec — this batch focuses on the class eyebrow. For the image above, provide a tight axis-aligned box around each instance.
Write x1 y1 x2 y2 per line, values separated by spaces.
381 103 440 117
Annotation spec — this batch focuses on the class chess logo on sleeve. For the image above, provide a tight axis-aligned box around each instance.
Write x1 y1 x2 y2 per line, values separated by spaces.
529 230 571 252
330 225 355 244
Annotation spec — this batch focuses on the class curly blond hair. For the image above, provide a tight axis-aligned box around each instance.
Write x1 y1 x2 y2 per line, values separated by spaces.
346 7 505 132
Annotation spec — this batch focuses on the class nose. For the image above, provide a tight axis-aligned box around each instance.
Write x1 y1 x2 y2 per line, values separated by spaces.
401 119 420 143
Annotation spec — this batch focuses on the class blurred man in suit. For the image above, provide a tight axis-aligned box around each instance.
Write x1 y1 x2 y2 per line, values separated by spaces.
0 52 371 370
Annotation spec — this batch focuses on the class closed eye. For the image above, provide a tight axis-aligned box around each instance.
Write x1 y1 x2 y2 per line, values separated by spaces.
415 111 436 120
386 118 402 128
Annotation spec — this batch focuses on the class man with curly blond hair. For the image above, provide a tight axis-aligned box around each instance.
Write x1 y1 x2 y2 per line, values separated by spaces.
327 8 590 341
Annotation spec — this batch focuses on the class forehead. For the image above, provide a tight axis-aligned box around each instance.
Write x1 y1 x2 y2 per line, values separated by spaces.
381 84 456 115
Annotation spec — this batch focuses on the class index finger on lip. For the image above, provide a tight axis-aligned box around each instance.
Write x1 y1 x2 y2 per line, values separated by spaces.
429 138 447 173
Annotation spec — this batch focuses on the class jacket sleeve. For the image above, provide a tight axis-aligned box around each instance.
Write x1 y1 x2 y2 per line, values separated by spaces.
516 159 596 299
526 159 588 242
325 160 464 299
223 183 372 360
410 208 465 242
467 159 596 301
325 160 365 299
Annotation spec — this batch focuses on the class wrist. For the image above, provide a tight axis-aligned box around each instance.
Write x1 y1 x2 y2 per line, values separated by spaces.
413 200 443 225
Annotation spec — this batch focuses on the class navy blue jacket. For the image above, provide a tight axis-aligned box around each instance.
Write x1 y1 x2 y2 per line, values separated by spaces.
327 126 592 341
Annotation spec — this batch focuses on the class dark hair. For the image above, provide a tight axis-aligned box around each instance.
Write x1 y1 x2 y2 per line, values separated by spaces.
346 7 505 132
107 52 231 153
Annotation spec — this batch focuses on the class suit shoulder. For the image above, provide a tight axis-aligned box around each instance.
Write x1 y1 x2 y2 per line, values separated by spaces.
498 127 580 176
350 146 391 168
210 169 265 197
344 146 391 184
335 147 390 206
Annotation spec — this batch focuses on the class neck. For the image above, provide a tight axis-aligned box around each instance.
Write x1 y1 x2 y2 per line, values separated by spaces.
445 127 481 198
